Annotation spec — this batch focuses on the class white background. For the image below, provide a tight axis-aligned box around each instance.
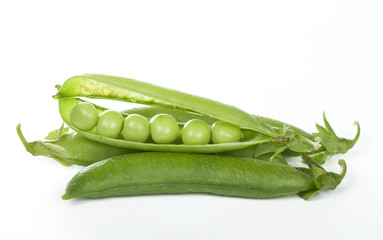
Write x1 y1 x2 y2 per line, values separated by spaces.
1 1 382 239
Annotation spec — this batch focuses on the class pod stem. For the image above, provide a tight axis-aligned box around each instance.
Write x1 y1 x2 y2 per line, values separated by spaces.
299 153 347 200
16 124 72 166
348 121 361 149
314 113 360 154
16 124 32 152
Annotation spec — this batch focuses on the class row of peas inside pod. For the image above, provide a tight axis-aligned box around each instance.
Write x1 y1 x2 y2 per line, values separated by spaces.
70 102 242 145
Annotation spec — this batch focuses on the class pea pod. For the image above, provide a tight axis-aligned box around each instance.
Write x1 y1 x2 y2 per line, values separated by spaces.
54 74 278 136
58 98 274 153
17 124 135 166
54 74 359 155
61 152 346 200
53 75 318 152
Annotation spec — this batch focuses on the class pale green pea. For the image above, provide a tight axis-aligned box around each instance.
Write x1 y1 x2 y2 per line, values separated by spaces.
122 114 149 142
96 110 124 139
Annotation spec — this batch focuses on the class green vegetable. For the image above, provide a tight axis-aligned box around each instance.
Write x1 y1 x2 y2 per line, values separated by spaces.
54 74 358 155
61 152 346 200
17 73 359 201
122 114 150 142
58 98 273 153
182 119 211 145
17 124 134 166
54 74 278 137
149 114 179 144
211 120 242 144
70 102 98 131
96 110 124 139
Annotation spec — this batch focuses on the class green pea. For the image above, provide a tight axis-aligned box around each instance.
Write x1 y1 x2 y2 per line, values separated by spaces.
122 114 149 142
211 121 241 144
149 114 179 144
70 102 98 131
96 110 124 139
182 119 210 145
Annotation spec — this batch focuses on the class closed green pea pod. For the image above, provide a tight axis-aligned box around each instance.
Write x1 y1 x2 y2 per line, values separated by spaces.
17 124 135 166
62 152 314 199
61 152 346 200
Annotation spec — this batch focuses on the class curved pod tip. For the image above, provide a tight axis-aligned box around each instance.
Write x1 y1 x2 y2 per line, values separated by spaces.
61 193 72 200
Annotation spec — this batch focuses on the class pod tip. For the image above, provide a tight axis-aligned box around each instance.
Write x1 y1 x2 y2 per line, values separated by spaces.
61 193 72 200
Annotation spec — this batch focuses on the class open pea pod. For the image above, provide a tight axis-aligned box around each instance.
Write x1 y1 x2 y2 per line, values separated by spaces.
54 74 279 137
58 98 274 153
54 74 359 154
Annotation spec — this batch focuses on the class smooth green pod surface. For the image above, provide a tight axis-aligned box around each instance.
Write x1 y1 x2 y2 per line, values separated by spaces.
62 152 317 200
